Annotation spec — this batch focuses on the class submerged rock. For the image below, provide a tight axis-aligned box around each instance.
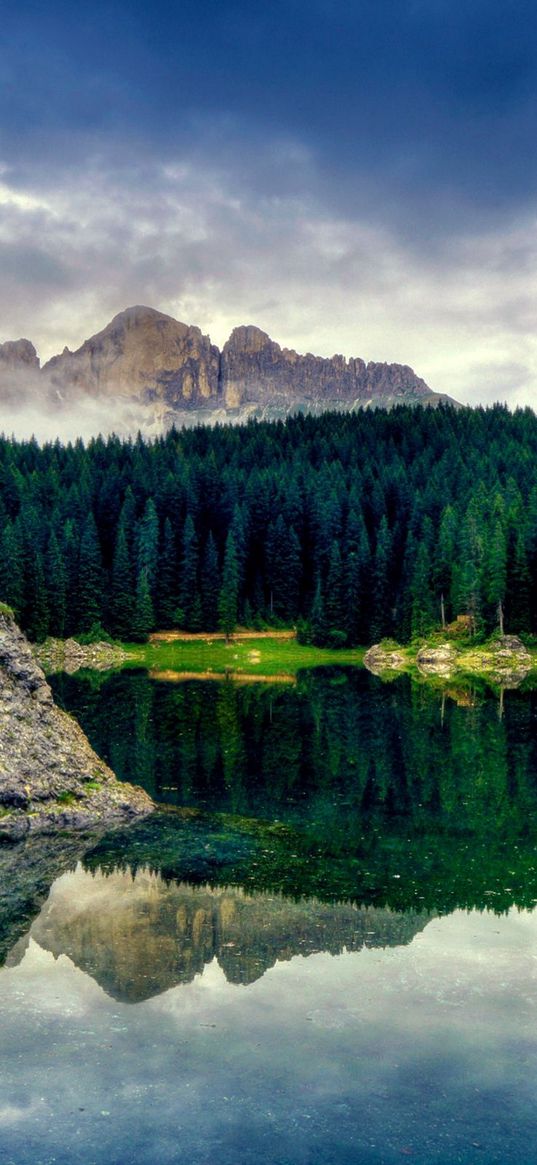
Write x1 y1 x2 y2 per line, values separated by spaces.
0 613 153 838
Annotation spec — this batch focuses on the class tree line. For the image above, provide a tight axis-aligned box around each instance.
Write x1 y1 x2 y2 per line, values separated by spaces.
1 403 537 644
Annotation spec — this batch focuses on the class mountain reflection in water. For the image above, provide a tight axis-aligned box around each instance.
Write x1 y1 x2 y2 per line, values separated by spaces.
10 865 432 1002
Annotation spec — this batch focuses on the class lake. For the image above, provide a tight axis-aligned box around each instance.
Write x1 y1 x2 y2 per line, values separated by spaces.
3 667 537 1163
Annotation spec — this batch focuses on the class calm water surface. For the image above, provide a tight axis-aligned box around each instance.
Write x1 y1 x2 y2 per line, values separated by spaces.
3 668 537 1164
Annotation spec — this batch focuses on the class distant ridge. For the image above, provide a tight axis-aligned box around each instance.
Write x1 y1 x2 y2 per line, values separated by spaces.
0 305 456 430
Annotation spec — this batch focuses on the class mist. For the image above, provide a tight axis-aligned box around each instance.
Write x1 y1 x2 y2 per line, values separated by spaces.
0 381 165 445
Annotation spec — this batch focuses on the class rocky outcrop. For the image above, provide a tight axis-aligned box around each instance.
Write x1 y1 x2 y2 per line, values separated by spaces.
1 305 455 431
0 612 153 838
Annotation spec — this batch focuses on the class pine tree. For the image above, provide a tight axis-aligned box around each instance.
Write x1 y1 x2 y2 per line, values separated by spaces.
344 509 371 645
507 529 531 633
483 520 507 633
132 568 154 642
45 530 67 637
310 574 327 646
25 552 49 642
77 512 104 633
201 532 220 630
218 531 239 642
178 514 199 628
110 520 134 639
157 518 178 628
410 542 435 638
265 515 301 620
325 540 346 634
455 502 485 637
433 505 458 627
136 497 159 605
370 516 392 641
0 521 24 617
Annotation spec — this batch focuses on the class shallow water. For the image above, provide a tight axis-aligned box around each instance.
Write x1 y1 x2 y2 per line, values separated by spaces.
3 669 537 1163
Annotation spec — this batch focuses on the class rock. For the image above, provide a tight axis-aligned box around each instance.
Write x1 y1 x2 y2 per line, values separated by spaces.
416 643 457 677
0 829 106 966
34 637 132 675
482 636 532 685
448 635 532 687
0 305 456 432
364 644 407 674
0 612 153 838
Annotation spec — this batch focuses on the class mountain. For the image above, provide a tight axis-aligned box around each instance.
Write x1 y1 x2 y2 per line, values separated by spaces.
0 305 454 432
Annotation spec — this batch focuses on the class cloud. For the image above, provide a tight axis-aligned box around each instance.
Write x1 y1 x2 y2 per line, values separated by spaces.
2 1 537 425
0 376 166 444
1 140 537 419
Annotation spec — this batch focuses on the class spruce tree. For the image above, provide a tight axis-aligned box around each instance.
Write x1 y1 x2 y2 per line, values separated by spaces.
110 520 134 638
370 516 392 641
157 518 178 628
201 532 220 630
132 568 154 642
218 531 239 642
178 514 199 629
0 521 24 617
77 511 104 633
45 530 67 638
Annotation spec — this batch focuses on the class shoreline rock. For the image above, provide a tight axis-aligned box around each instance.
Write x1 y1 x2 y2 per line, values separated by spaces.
364 635 533 688
0 614 153 839
363 644 408 675
416 643 457 678
34 636 132 675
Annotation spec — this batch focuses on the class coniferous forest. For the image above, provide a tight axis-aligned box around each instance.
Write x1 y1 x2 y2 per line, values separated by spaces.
1 403 537 645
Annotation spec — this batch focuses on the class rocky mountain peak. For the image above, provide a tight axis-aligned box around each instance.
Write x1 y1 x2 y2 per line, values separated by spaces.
0 305 455 430
225 324 273 354
0 338 39 369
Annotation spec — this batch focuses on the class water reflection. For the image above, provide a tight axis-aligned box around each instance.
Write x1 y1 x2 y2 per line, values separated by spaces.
4 669 537 1161
2 883 537 1164
50 667 537 839
10 865 432 1001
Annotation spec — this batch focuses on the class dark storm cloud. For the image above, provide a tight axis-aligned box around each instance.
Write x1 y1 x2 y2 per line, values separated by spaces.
4 1 537 224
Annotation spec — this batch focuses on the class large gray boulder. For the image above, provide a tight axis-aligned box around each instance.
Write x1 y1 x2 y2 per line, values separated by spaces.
0 612 153 839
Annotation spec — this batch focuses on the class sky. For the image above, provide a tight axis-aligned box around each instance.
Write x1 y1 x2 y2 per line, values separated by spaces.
2 0 537 406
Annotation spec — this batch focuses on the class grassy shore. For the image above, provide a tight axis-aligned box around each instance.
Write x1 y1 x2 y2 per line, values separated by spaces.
121 632 365 678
